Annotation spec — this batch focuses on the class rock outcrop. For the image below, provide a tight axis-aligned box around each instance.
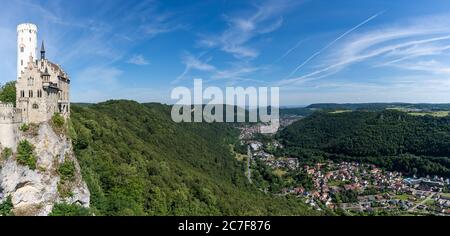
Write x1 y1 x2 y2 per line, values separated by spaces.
0 123 89 216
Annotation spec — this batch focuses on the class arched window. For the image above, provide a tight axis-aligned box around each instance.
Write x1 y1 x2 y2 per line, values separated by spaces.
32 104 39 109
20 47 24 53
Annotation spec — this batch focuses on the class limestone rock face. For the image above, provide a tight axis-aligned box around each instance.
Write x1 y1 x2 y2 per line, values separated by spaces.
0 123 90 216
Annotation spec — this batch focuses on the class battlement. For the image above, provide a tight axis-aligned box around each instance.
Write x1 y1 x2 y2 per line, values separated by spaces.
0 103 15 108
17 23 38 33
0 103 22 124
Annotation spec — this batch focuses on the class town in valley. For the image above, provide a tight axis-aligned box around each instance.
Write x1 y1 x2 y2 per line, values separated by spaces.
237 116 450 216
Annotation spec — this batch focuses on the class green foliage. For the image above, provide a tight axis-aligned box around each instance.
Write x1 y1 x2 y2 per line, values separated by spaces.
16 140 36 170
233 141 247 155
58 160 76 182
19 123 39 136
1 148 12 160
52 113 65 128
279 110 450 177
0 81 16 106
19 123 29 132
0 196 14 216
49 203 91 216
332 190 358 203
70 100 319 216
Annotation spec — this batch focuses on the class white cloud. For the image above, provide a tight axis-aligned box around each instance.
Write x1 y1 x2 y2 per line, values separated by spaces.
127 54 150 66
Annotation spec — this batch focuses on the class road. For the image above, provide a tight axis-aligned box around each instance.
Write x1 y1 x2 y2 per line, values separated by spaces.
246 145 252 184
408 192 435 212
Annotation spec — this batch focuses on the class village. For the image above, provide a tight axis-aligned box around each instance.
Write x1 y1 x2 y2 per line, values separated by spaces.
239 123 450 216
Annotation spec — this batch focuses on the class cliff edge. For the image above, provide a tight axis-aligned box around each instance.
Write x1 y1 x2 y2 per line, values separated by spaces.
0 122 90 216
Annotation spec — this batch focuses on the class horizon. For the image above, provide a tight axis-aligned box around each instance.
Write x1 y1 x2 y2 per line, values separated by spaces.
70 100 450 109
1 0 450 105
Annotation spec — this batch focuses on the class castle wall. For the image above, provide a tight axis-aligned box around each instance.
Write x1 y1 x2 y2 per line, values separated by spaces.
0 104 21 149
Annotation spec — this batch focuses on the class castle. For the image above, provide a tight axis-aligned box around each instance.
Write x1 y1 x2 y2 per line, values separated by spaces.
0 23 70 149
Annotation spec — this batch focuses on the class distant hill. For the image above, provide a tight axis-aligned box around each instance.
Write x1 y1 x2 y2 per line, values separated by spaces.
306 103 450 111
69 100 318 216
280 107 314 117
279 110 450 177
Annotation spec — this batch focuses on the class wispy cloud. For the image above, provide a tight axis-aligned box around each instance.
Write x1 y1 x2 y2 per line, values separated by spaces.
174 52 216 83
279 15 450 86
198 0 298 59
127 54 150 66
174 52 267 84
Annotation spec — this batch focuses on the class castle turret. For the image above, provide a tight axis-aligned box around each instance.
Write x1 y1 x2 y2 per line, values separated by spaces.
17 23 38 79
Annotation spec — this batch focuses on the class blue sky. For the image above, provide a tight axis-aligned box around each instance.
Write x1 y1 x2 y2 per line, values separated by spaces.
1 0 450 105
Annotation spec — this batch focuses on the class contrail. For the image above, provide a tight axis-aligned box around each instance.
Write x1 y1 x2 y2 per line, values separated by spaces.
286 11 385 78
272 38 307 64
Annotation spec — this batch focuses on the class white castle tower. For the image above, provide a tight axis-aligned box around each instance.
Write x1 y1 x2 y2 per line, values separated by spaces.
17 23 38 79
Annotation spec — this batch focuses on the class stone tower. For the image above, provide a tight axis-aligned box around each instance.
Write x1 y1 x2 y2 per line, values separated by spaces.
17 23 38 79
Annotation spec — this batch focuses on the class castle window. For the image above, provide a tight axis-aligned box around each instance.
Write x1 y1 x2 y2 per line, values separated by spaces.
20 90 25 98
32 104 39 109
37 90 42 98
20 47 24 53
29 90 33 98
21 60 23 66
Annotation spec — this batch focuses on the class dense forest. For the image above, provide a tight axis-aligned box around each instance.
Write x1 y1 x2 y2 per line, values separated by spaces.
68 100 318 216
279 110 450 177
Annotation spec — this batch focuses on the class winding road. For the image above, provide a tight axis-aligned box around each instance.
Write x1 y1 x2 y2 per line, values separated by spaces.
247 145 252 184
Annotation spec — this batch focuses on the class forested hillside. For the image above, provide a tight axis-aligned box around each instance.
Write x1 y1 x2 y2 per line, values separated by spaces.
279 110 450 177
69 100 318 216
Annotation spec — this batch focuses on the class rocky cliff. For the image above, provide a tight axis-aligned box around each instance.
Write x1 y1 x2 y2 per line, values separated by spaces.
0 122 89 216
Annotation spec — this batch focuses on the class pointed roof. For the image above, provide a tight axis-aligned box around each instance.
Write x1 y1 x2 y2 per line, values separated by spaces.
40 40 45 52
42 67 50 77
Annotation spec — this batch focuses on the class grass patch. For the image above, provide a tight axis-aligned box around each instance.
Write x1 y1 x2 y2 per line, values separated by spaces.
394 194 410 201
273 168 287 177
408 111 450 117
330 110 352 114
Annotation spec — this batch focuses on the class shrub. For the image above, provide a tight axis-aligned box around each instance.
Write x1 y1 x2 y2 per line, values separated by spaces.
58 160 76 182
49 203 91 216
1 148 12 160
52 113 65 128
0 196 14 216
19 123 29 132
16 140 37 170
